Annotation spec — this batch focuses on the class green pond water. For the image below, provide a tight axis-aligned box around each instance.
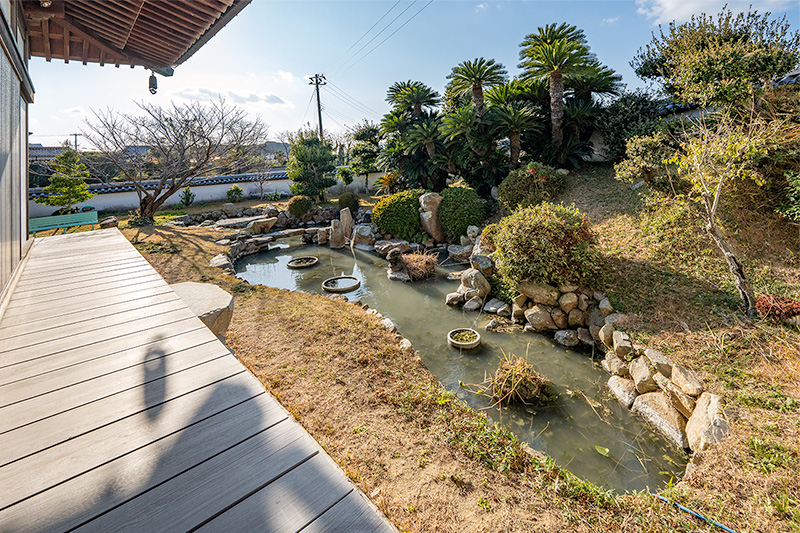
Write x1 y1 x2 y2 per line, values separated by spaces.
235 239 687 492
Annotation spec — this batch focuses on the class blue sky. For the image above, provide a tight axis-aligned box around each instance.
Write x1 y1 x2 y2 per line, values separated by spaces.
28 0 800 148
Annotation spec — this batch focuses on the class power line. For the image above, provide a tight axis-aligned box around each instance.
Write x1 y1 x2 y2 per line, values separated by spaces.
337 0 434 77
309 73 327 140
324 85 381 120
328 0 419 78
325 0 401 75
300 86 316 129
326 81 382 116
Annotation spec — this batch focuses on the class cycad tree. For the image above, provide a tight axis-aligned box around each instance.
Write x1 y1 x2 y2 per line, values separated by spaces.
567 61 623 104
519 23 593 146
489 103 541 169
446 57 508 116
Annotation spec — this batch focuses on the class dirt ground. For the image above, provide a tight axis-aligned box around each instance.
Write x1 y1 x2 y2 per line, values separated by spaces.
120 173 800 532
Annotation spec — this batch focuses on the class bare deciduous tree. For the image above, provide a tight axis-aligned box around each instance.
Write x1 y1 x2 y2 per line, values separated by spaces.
84 99 268 220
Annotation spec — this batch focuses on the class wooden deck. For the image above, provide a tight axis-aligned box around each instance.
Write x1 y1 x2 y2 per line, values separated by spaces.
0 229 394 533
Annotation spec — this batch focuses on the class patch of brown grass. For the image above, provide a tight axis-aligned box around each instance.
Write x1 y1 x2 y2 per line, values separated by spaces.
401 250 438 281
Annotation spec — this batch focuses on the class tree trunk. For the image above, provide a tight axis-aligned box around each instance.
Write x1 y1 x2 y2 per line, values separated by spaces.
510 132 521 169
549 70 565 147
472 85 484 116
139 194 158 220
425 140 435 159
706 223 757 315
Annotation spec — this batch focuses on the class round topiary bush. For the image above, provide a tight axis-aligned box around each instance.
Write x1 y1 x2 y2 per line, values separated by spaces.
372 189 426 242
479 222 500 251
438 186 486 242
493 202 603 287
288 195 314 218
498 162 565 212
337 192 360 214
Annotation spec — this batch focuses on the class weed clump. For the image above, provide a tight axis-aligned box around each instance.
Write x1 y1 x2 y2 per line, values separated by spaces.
491 353 556 405
401 250 438 281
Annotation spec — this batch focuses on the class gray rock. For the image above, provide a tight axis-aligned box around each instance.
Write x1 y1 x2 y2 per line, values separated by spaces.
598 297 613 316
209 253 234 271
577 328 594 346
554 329 579 347
171 282 234 338
352 224 376 246
380 317 397 332
686 392 728 452
374 239 410 257
613 331 633 358
399 338 413 350
589 324 602 342
448 244 473 263
221 203 238 217
215 239 232 246
490 185 499 200
353 244 375 252
512 293 528 308
459 235 472 247
485 318 500 331
517 281 559 306
445 292 464 306
470 254 493 277
317 228 329 245
419 192 445 243
99 216 119 229
524 304 556 331
644 348 672 378
603 352 629 377
463 296 483 311
586 305 606 328
608 376 637 408
447 270 466 281
466 225 481 243
387 269 411 282
559 292 578 314
483 298 506 313
629 356 658 394
512 303 526 322
671 365 704 397
247 217 278 234
458 268 491 299
632 392 689 449
599 323 615 349
577 293 590 311
604 313 628 327
329 219 346 249
567 308 584 328
558 284 579 293
200 220 214 227
593 291 606 302
551 307 568 329
340 208 354 241
654 373 696 419
215 214 272 230
497 303 511 318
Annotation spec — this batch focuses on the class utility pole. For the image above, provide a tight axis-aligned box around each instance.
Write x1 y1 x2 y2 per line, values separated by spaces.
309 74 326 141
71 133 79 151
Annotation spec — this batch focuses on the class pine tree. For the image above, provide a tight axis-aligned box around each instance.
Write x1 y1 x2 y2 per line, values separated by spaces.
35 149 94 212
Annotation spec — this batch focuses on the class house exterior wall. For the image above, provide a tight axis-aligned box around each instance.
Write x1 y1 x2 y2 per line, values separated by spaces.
0 0 30 298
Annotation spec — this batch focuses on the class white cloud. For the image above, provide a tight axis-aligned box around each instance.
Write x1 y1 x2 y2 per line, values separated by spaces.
602 16 619 24
636 0 795 25
475 3 488 12
62 106 88 115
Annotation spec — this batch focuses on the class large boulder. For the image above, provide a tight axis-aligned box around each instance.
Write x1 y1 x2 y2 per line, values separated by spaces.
419 192 446 243
171 282 234 338
340 208 354 241
483 298 506 314
247 216 278 234
654 373 696 419
448 244 473 264
632 392 689 449
644 348 672 378
470 254 493 278
524 304 556 331
99 216 119 229
329 219 346 249
629 356 658 394
686 392 728 452
671 365 704 397
352 224 376 247
221 203 239 217
375 239 411 257
458 268 491 299
602 352 629 377
517 281 559 306
612 331 633 358
558 292 578 314
554 329 579 347
466 225 481 244
209 253 234 272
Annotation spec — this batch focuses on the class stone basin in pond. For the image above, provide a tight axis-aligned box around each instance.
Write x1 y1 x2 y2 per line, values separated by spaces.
235 238 687 492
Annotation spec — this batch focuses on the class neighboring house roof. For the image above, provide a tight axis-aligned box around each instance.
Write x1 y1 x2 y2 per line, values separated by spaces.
24 0 252 69
29 145 67 161
28 169 290 200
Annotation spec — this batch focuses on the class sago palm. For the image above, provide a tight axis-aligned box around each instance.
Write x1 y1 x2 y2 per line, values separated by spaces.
406 117 441 159
446 57 508 116
519 23 593 146
567 61 623 104
489 103 541 169
387 81 440 118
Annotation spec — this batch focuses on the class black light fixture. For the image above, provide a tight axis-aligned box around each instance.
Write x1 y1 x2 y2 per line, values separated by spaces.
148 72 157 94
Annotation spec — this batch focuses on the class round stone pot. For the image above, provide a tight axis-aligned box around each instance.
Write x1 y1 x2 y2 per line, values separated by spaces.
322 275 361 294
287 256 319 269
447 328 481 349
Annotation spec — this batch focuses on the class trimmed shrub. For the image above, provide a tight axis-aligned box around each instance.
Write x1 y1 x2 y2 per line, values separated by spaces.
338 192 360 214
372 189 426 242
493 202 604 287
498 162 565 213
179 186 195 207
479 223 500 251
288 195 314 218
439 186 486 242
226 184 244 203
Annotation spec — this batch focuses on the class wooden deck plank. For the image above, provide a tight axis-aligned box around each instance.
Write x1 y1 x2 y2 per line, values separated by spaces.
0 386 276 526
0 321 209 385
0 331 216 406
0 341 228 431
13 255 150 286
0 292 182 341
17 251 144 275
302 490 392 533
0 357 246 466
194 454 355 533
7 268 162 299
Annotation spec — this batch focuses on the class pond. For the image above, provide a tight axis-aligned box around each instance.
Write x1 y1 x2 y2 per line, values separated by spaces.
236 239 687 492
